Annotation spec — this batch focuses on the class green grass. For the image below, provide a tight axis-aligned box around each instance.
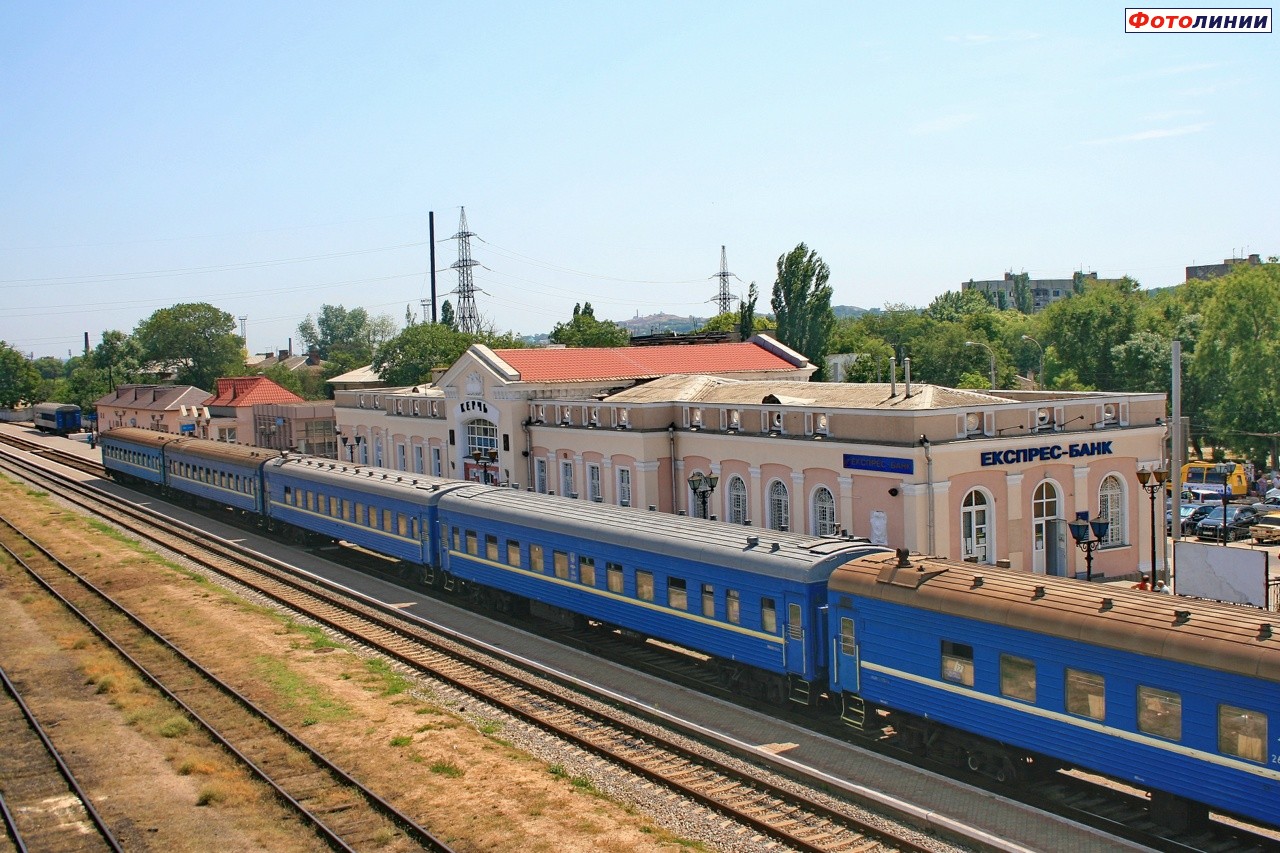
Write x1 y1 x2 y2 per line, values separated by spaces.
429 760 464 778
364 658 412 696
253 655 353 723
282 620 346 651
389 735 413 747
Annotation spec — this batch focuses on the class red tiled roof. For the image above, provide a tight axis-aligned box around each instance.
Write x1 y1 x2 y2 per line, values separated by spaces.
205 377 305 408
491 343 802 383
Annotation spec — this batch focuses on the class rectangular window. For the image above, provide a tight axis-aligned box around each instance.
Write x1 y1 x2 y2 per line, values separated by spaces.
560 461 574 497
535 459 548 494
587 463 602 502
941 640 975 687
788 602 803 641
1065 669 1106 720
431 447 442 477
383 509 393 532
1218 704 1267 763
414 445 424 474
636 570 654 602
355 502 365 525
840 617 856 655
761 597 777 633
451 527 460 551
553 550 569 580
507 539 520 566
726 590 740 624
398 514 408 537
530 543 545 573
284 485 292 503
1000 654 1036 703
617 467 632 507
1137 686 1181 740
306 491 315 512
343 499 353 522
579 556 595 587
485 534 499 561
465 531 478 556
667 577 687 610
607 561 624 593
701 583 714 618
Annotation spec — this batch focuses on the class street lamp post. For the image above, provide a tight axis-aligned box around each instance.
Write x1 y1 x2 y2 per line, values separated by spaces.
964 340 997 390
687 471 719 519
1214 461 1234 544
471 448 499 485
1136 466 1168 584
1067 510 1111 582
1021 334 1044 389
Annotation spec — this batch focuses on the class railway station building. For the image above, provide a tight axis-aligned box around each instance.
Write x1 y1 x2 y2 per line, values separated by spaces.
331 336 1168 581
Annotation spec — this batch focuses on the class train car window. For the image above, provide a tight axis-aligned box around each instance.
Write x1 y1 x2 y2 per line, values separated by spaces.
999 654 1036 702
1137 686 1181 741
579 556 595 587
465 531 478 556
701 584 714 618
398 515 409 537
506 540 520 566
284 485 292 503
383 509 393 533
761 598 777 633
485 534 499 561
726 590 740 624
451 527 461 551
343 500 353 522
306 491 314 512
840 618 856 655
1065 669 1105 720
355 503 365 525
530 543 545 573
787 603 802 641
668 577 687 610
941 641 975 687
330 496 340 517
1218 704 1267 763
553 550 569 580
636 570 654 602
607 562 623 593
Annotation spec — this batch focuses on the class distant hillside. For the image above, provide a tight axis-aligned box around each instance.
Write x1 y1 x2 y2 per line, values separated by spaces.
618 312 705 335
833 305 873 319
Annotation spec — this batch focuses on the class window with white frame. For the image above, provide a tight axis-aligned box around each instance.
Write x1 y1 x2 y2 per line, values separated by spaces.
535 458 548 493
560 460 574 497
465 419 497 458
812 486 837 535
431 446 442 476
413 445 424 474
727 476 747 524
1098 474 1126 547
767 480 790 531
587 463 602 502
961 489 992 563
396 444 406 471
616 466 632 507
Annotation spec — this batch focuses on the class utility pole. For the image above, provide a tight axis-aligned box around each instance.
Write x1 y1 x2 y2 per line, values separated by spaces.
238 316 248 353
713 246 737 316
450 207 480 334
428 210 437 324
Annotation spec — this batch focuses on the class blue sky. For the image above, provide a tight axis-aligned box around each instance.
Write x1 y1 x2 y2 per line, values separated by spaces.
2 2 1276 359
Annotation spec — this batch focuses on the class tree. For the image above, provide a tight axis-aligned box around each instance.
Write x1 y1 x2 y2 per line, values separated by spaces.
1037 279 1141 390
373 323 474 387
0 342 41 409
549 302 630 348
738 281 761 341
90 330 144 388
925 289 996 323
133 303 244 391
439 300 456 331
770 244 835 378
296 304 397 369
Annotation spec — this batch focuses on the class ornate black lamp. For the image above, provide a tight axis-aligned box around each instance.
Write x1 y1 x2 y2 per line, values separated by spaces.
1067 510 1110 582
1136 466 1168 582
471 448 499 484
687 471 719 519
1213 462 1234 544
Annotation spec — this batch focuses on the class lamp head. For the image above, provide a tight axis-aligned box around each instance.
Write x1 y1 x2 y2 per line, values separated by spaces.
1090 516 1110 541
1067 516 1090 543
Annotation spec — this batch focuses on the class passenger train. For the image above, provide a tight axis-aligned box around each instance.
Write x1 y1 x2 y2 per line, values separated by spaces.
97 427 1280 832
32 402 82 435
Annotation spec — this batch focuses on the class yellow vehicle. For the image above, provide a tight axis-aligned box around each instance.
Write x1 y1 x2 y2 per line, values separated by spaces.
1174 461 1249 498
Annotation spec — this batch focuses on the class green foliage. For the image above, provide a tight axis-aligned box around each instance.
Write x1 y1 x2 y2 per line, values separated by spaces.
0 341 41 408
925 289 996 323
439 300 455 330
1036 280 1140 390
373 322 474 386
738 281 761 341
296 304 397 369
770 244 835 378
549 302 630 348
133 303 244 391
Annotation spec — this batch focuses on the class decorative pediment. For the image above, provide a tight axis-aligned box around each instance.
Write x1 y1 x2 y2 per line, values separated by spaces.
465 372 484 396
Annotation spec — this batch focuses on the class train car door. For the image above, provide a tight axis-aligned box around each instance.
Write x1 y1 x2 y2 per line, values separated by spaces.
834 609 859 693
783 594 807 676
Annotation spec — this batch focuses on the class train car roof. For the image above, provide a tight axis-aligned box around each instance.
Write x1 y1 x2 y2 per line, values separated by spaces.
829 551 1280 682
267 456 470 503
165 438 283 465
34 401 81 412
100 427 188 449
439 485 890 583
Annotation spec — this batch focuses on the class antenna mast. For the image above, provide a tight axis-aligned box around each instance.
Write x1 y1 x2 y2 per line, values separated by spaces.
450 207 480 334
713 246 737 315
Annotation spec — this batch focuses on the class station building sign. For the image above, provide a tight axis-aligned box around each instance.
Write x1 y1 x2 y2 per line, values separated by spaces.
844 453 914 475
980 440 1113 467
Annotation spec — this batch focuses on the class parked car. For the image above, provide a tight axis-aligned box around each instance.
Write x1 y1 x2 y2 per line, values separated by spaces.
1180 503 1217 536
1195 505 1260 542
1168 501 1209 534
1250 511 1280 544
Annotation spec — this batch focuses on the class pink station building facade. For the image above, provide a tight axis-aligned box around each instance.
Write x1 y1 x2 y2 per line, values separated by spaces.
332 335 1168 581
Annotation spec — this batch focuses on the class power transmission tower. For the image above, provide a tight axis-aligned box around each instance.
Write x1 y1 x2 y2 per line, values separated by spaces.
238 316 248 351
712 246 738 315
450 207 481 334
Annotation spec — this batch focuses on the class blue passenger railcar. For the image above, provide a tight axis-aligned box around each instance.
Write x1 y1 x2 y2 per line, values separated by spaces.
827 550 1280 831
100 427 185 486
33 402 82 435
263 458 464 566
164 440 281 514
437 486 886 702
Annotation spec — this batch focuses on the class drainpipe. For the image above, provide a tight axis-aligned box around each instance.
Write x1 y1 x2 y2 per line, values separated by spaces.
669 423 678 513
523 419 533 489
921 435 935 555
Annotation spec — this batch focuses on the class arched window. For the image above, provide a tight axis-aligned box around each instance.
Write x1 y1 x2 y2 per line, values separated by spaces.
727 476 748 524
768 480 790 532
961 489 992 563
466 419 498 458
812 486 837 535
1032 481 1059 554
1098 474 1126 547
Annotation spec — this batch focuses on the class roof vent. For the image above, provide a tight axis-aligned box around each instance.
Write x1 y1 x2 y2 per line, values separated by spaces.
1260 623 1273 641
1033 585 1046 599
1101 598 1114 611
1175 610 1192 625
746 535 759 548
895 548 911 568
971 576 984 588
770 542 780 552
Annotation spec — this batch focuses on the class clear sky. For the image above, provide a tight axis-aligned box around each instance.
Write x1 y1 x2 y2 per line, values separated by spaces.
2 2 1276 359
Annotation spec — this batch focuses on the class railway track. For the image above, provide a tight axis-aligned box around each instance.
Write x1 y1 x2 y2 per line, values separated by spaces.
0 432 105 478
0 442 951 852
0 665 122 853
0 520 456 853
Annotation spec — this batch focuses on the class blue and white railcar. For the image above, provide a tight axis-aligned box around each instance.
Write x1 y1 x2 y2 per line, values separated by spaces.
263 458 465 565
164 439 281 514
827 550 1280 831
33 402 82 435
100 427 185 486
438 486 887 702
